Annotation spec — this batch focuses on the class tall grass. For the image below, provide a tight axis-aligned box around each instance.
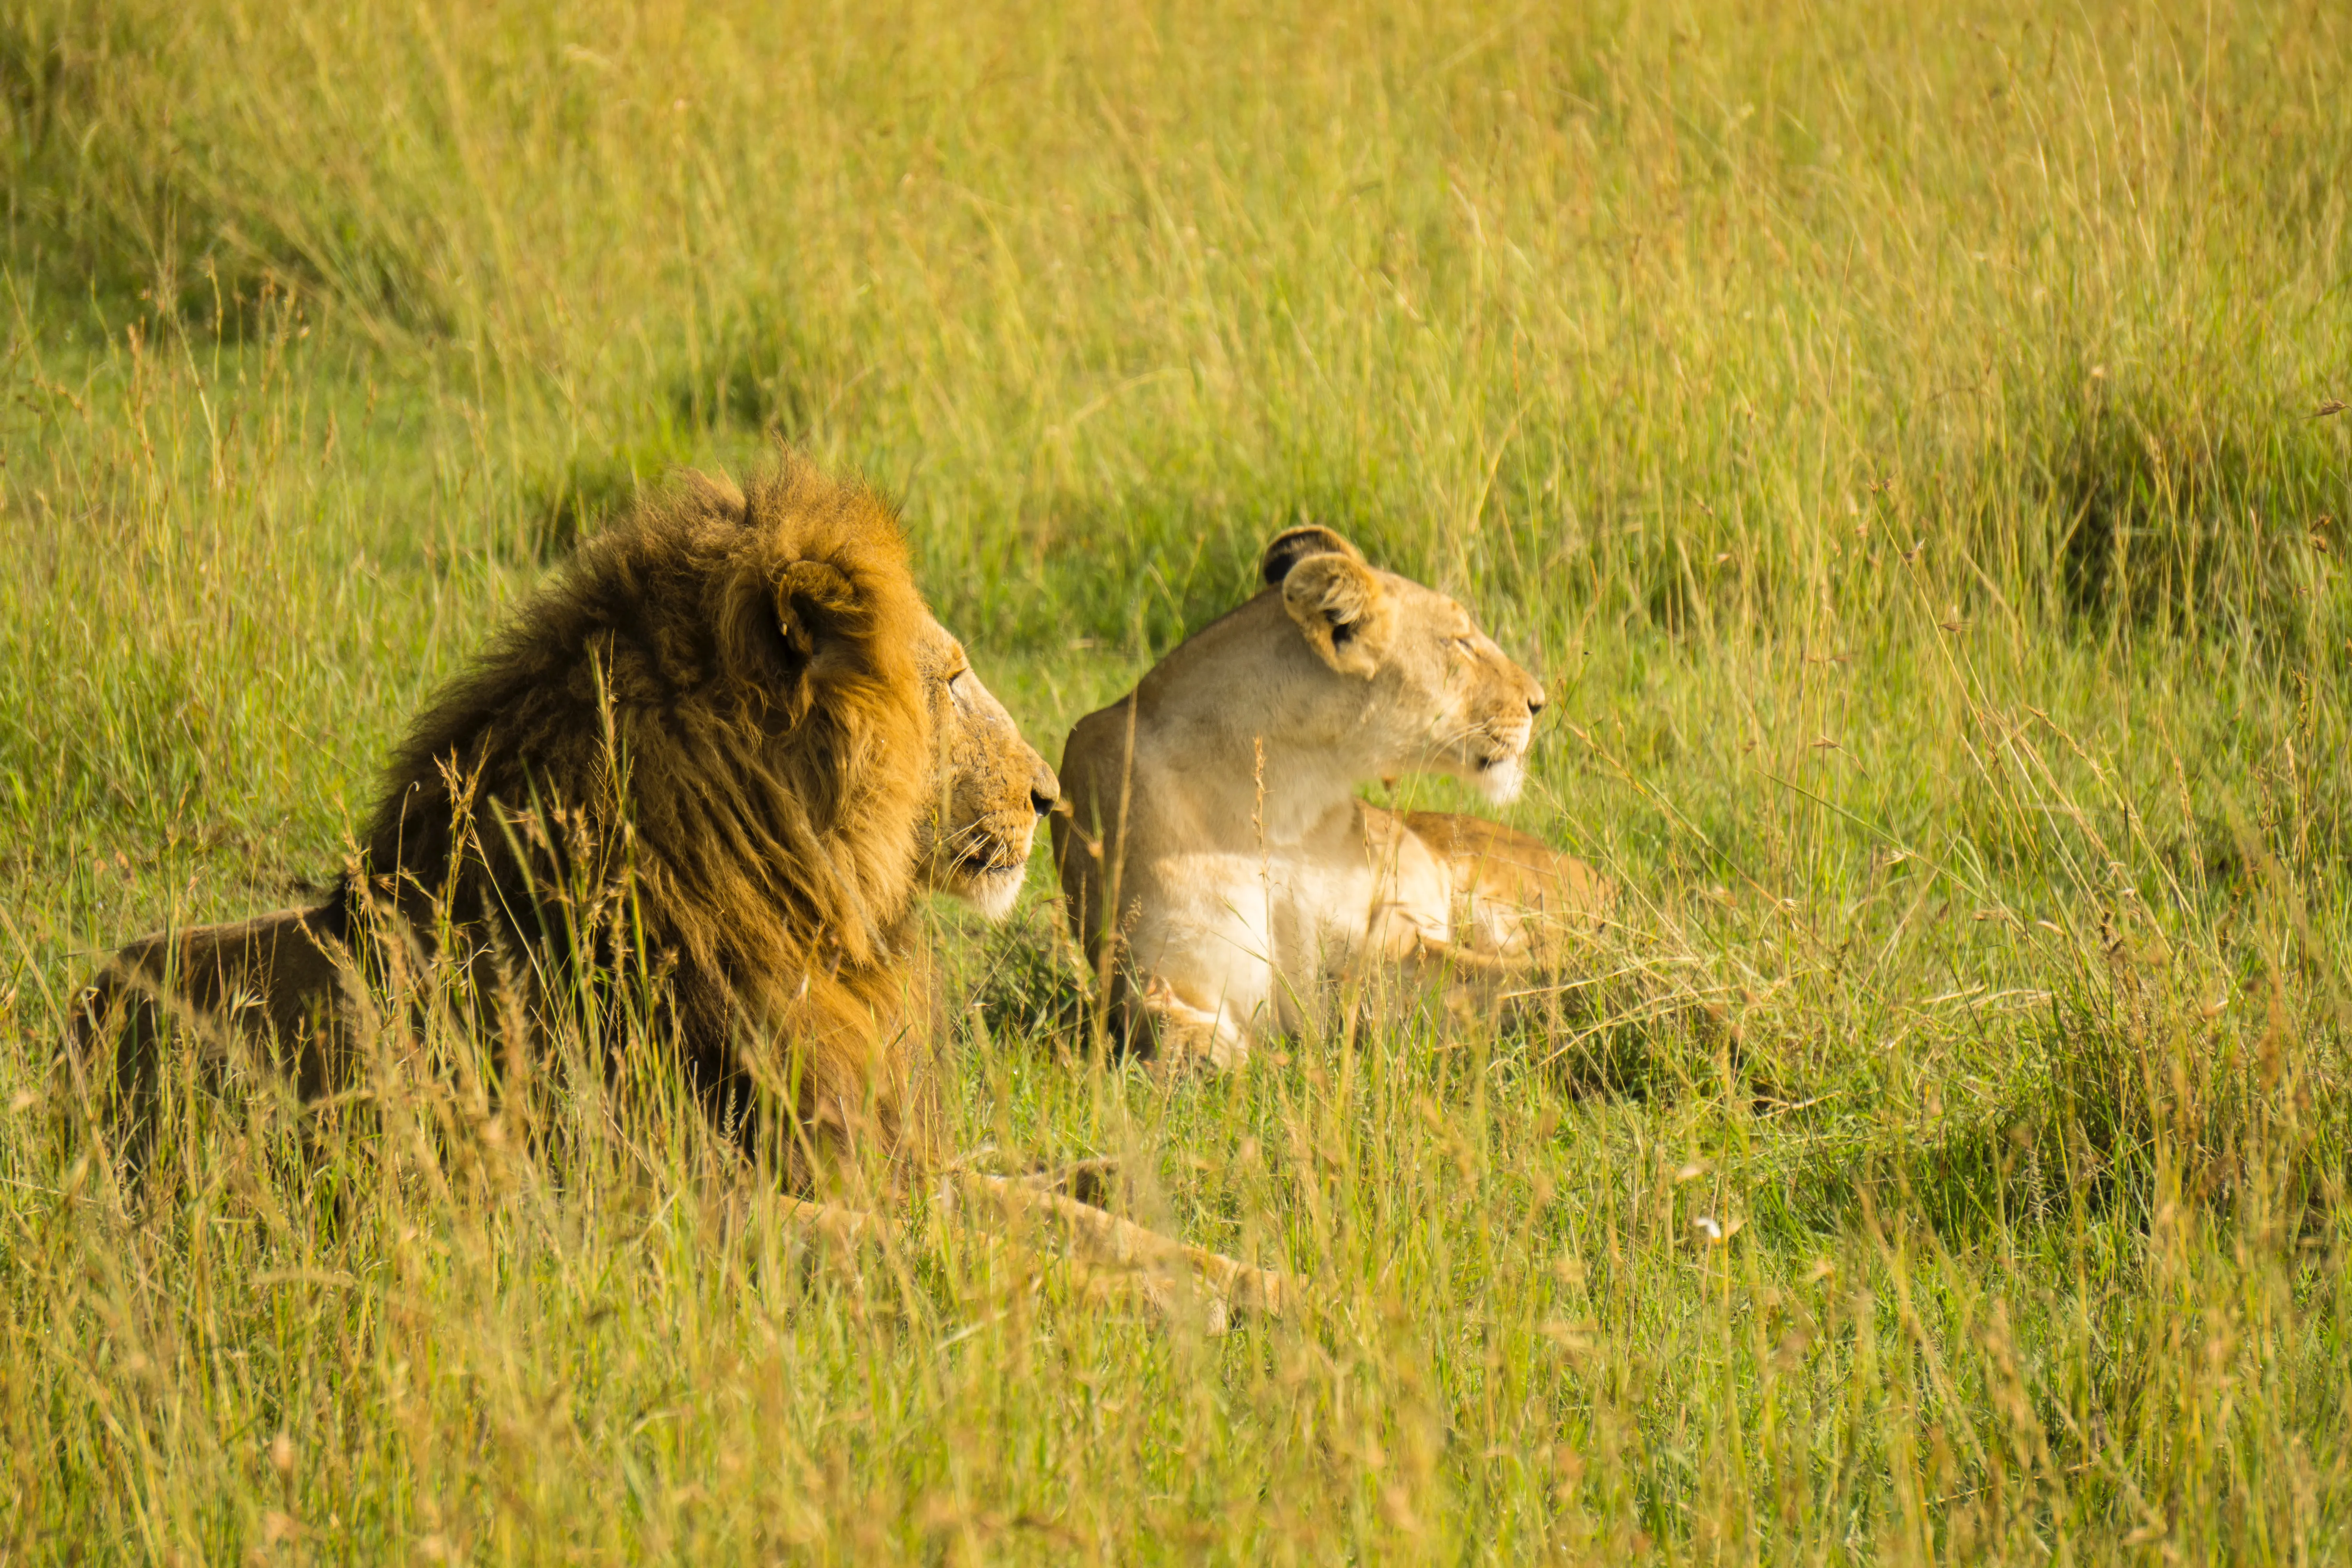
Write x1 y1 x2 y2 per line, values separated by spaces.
2 0 2349 1559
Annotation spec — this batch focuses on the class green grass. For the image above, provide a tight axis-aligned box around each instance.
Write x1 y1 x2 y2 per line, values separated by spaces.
3 0 2350 1558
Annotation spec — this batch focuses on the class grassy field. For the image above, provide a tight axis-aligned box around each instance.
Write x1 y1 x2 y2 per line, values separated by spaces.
3 0 2350 1558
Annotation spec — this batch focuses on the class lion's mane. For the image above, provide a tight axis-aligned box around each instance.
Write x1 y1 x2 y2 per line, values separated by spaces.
354 457 941 1178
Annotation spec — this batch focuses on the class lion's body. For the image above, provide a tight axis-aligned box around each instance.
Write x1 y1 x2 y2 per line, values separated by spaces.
85 907 356 1123
78 458 1056 1189
1053 527 1609 1067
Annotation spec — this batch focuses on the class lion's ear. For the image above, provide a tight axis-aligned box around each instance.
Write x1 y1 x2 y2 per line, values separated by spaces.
1282 553 1391 678
772 559 867 675
1261 525 1364 587
719 557 866 714
776 557 860 627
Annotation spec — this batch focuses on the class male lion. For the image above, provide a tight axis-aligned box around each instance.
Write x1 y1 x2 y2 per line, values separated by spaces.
1054 525 1612 1068
76 460 1053 1187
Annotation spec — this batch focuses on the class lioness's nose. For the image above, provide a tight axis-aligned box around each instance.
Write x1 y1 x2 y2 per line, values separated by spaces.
1029 759 1061 817
1526 686 1547 718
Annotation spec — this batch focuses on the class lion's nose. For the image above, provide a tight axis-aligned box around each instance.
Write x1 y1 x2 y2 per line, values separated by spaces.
1526 686 1547 718
1029 760 1061 817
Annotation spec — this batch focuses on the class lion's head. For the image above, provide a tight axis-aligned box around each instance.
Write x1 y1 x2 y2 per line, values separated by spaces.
914 616 1059 921
1258 525 1545 804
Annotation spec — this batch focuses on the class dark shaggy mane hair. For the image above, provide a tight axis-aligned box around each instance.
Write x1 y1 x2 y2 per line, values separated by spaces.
344 456 940 1182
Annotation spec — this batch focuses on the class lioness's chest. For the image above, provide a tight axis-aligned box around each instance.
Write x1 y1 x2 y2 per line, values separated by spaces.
1160 848 1408 968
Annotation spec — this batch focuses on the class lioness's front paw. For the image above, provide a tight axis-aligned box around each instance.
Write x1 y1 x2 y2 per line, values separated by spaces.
1140 978 1249 1073
1172 1029 1247 1074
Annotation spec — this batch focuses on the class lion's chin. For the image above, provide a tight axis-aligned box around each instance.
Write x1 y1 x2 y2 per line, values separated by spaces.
952 864 1027 923
1472 755 1527 805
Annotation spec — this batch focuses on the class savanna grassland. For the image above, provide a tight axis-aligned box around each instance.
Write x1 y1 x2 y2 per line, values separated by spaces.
3 0 2350 1559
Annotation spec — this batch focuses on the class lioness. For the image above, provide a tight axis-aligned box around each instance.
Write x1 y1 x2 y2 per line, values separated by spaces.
1054 525 1610 1067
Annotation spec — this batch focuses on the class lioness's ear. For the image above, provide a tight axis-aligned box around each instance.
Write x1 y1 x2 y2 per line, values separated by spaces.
1261 525 1364 587
1282 554 1391 678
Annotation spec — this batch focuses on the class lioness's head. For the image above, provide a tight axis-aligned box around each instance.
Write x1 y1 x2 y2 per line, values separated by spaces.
1260 525 1545 803
914 616 1060 920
